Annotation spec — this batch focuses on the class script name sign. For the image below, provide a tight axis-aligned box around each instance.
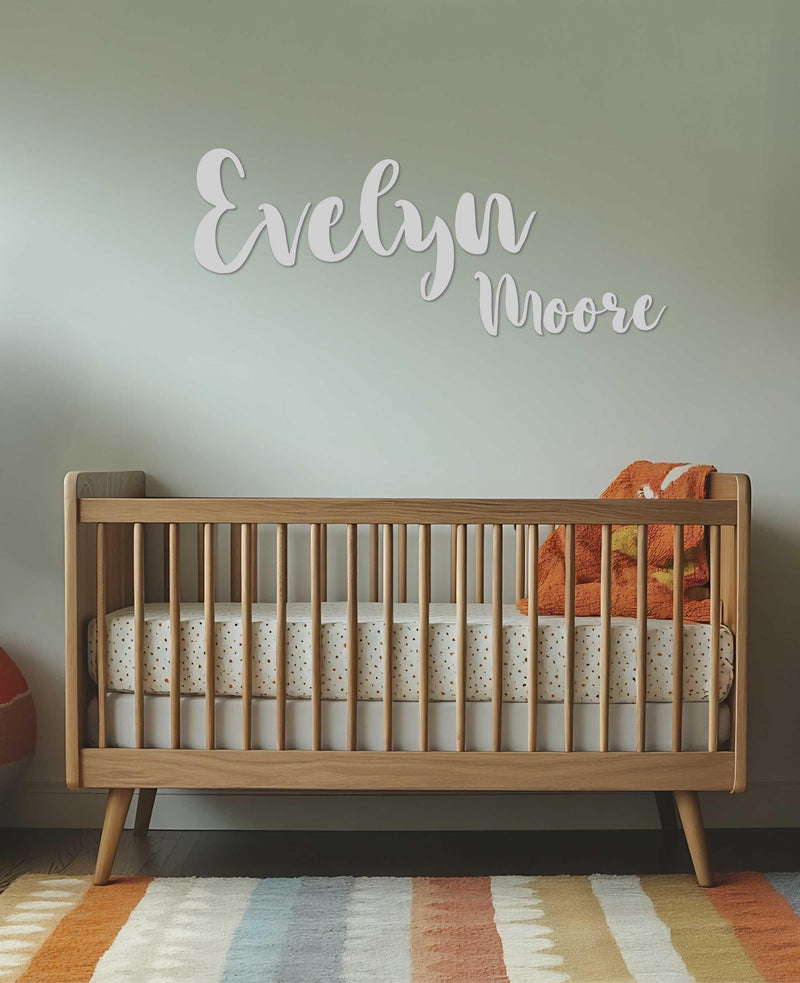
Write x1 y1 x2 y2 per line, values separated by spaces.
194 149 666 338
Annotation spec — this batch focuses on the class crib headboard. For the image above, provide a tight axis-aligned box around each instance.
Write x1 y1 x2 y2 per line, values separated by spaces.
64 471 145 788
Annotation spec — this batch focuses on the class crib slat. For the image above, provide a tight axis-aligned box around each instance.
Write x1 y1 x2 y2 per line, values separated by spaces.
427 523 432 604
133 522 145 749
347 523 358 751
241 523 252 751
398 524 408 603
672 524 684 752
96 523 107 749
250 524 258 603
515 524 525 602
419 524 430 752
600 524 612 752
369 524 379 602
276 523 288 750
450 524 457 603
564 524 575 753
384 523 394 751
230 523 242 602
709 525 721 751
169 523 181 750
636 524 648 752
204 523 216 750
320 524 328 603
492 524 503 752
527 524 539 751
311 523 322 751
456 523 467 752
196 524 204 602
162 523 170 602
475 524 485 603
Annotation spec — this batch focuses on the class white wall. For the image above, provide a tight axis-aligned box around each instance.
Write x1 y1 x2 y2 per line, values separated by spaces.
2 0 799 828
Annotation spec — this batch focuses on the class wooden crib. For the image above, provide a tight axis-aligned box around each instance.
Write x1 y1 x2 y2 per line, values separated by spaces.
64 471 750 887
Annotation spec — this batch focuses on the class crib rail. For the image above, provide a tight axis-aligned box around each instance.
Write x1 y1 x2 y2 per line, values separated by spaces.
66 473 750 795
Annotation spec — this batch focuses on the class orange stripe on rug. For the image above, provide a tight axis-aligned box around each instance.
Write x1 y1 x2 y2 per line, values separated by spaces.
411 876 508 983
705 872 800 983
16 876 152 983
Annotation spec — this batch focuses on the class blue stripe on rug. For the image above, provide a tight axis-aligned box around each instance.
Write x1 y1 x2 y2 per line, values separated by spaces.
221 878 304 982
273 876 354 983
766 872 800 916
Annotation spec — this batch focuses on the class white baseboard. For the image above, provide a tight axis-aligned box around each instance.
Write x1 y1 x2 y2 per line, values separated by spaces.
2 780 799 830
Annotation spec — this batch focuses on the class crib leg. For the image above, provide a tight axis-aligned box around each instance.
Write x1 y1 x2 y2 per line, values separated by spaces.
674 790 713 887
134 788 158 837
94 788 134 885
654 791 678 831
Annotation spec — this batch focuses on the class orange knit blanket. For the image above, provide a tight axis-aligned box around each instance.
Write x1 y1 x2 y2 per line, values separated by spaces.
516 461 715 623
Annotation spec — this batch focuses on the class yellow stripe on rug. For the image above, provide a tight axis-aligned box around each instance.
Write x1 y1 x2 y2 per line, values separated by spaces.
532 875 634 982
640 874 764 982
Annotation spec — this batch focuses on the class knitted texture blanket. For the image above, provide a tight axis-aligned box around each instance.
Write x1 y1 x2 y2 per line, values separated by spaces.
517 461 715 623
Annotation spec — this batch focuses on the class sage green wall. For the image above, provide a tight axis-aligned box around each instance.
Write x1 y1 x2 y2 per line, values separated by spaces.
2 0 798 827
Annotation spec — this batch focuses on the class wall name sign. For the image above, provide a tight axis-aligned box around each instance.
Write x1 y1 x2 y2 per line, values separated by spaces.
194 149 666 338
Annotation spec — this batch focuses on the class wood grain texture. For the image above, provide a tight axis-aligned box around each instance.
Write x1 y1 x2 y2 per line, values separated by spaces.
276 524 288 751
636 524 648 753
80 748 736 792
674 790 713 887
450 524 457 603
383 523 394 751
94 788 134 885
169 523 181 750
732 474 751 793
600 524 611 752
67 472 750 803
347 523 358 751
96 523 107 749
492 524 503 752
709 525 721 752
311 523 322 751
65 470 144 788
6 826 796 889
564 524 575 753
672 524 684 753
204 523 216 750
80 497 738 526
241 523 253 751
419 524 430 752
455 524 467 752
134 522 145 750
527 525 538 752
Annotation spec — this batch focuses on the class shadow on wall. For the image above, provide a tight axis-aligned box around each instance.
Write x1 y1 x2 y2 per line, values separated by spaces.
745 516 800 779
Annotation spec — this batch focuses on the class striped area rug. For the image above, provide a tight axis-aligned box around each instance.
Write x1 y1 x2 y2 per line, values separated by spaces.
1 873 799 982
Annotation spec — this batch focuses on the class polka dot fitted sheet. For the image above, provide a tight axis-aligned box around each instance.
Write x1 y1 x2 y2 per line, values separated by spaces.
88 602 734 704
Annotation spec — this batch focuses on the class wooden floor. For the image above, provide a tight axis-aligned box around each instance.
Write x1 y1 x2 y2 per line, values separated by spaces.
2 828 799 893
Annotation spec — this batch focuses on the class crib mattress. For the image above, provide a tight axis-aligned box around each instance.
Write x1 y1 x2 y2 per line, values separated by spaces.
88 602 734 704
88 695 731 753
